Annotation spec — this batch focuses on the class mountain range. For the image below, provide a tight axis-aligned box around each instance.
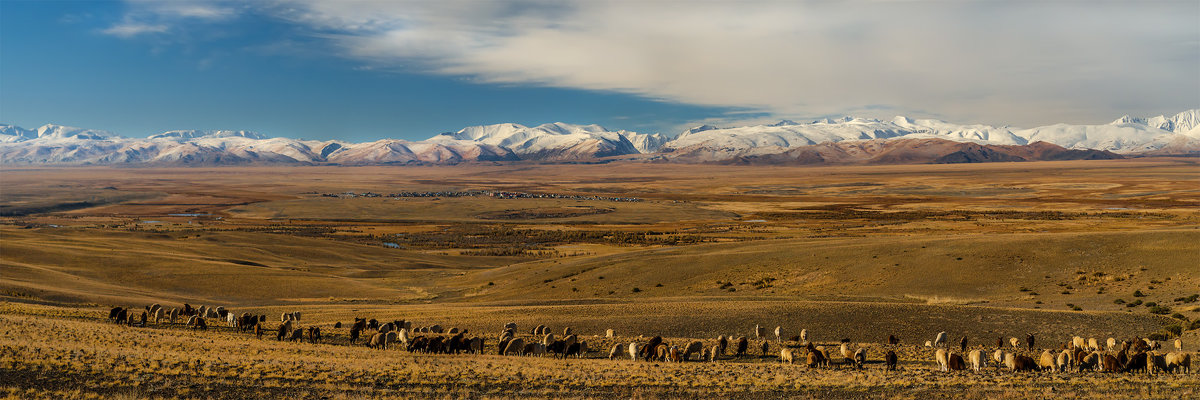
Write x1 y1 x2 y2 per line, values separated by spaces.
2 110 1196 166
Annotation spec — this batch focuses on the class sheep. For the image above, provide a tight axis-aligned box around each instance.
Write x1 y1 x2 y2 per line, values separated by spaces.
292 311 301 321
840 343 852 361
654 344 670 362
1100 354 1121 372
1006 353 1038 371
281 312 291 322
780 348 795 364
806 347 827 368
774 326 782 341
1149 353 1170 374
382 331 398 348
368 332 387 349
226 313 236 328
254 323 263 339
853 348 866 369
885 350 898 371
924 341 932 348
936 349 949 372
1107 337 1117 352
717 335 728 355
959 336 968 352
735 336 749 357
1026 333 1035 350
993 349 1004 365
533 324 545 334
113 308 128 324
186 315 198 327
800 329 809 343
629 343 640 360
504 322 517 331
969 349 986 371
1087 337 1100 352
577 341 588 359
947 352 966 371
1056 349 1072 372
504 338 526 356
1072 336 1086 350
430 324 443 334
761 341 770 356
1175 339 1183 352
289 328 304 342
1009 337 1021 349
1123 352 1148 373
169 308 178 324
153 308 164 324
708 345 720 362
278 320 294 340
1078 352 1100 371
683 341 705 361
642 336 664 361
608 343 624 360
755 324 763 340
668 345 681 362
934 331 948 348
888 335 900 345
563 326 572 336
996 337 1004 348
606 329 614 338
1038 350 1057 372
1165 352 1191 373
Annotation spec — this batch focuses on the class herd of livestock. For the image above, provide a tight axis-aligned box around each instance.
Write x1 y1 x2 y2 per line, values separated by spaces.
106 304 1192 375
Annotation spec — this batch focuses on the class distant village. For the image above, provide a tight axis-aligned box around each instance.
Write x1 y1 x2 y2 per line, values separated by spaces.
319 190 642 203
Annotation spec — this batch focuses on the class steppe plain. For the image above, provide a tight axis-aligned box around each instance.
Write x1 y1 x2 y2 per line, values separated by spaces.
2 158 1198 399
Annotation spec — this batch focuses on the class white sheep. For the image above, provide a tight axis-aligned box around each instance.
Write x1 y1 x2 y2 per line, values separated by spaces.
628 343 640 360
853 348 866 369
968 349 986 371
755 324 763 340
1009 337 1021 349
934 331 948 348
1072 336 1086 350
1087 337 1099 351
774 326 782 341
1038 350 1057 372
935 349 949 372
780 348 794 364
800 329 808 343
1174 338 1183 352
606 329 614 338
993 349 1004 365
1107 337 1117 352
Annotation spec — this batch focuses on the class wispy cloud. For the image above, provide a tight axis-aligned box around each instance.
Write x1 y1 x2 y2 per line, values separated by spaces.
105 0 1200 126
102 0 238 38
101 21 168 38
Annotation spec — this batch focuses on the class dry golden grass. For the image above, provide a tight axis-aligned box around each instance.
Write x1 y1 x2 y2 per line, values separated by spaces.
2 160 1199 398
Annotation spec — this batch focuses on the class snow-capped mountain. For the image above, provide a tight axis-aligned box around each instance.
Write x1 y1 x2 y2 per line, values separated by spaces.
428 122 642 159
1 109 1195 165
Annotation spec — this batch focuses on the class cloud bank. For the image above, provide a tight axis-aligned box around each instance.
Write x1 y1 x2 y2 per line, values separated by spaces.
106 0 1199 127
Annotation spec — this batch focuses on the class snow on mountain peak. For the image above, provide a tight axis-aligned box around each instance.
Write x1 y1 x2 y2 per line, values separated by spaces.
149 130 268 140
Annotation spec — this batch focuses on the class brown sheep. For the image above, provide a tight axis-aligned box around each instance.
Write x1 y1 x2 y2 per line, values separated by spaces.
888 335 900 345
947 352 966 371
885 350 898 371
1038 350 1057 372
1100 354 1121 372
959 336 968 352
504 338 526 356
254 323 263 339
289 328 304 342
1008 354 1038 371
717 335 728 355
806 348 826 368
642 336 664 361
1026 333 1035 350
368 332 387 349
735 336 749 357
654 344 670 361
609 343 624 360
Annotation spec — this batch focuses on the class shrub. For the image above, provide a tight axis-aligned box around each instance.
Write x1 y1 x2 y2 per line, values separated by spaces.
1149 305 1171 315
1061 290 1071 295
631 287 641 293
1145 302 1158 307
1170 313 1188 321
1189 320 1200 331
1148 332 1168 341
655 283 663 287
1164 325 1183 337
1072 306 1083 311
1133 290 1145 297
1113 298 1126 304
1019 287 1031 292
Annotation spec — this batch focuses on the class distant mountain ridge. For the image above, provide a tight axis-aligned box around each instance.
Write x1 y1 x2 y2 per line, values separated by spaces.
1 109 1195 165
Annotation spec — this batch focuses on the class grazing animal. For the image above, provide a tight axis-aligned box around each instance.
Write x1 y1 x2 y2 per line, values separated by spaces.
968 350 985 371
1100 354 1121 373
780 348 795 364
368 332 386 349
384 331 399 348
774 326 782 341
505 338 526 356
542 334 555 346
1107 337 1117 352
1038 350 1057 372
606 329 614 338
924 341 932 348
289 328 304 342
1007 353 1038 371
936 349 949 372
654 344 670 361
755 324 763 340
308 327 322 343
996 337 1004 349
853 348 866 369
334 322 342 329
993 349 1004 365
642 336 664 361
1149 353 1170 373
684 341 705 361
1072 336 1086 350
1009 337 1021 349
888 335 900 345
806 347 827 368
629 343 640 360
169 308 178 324
563 326 572 336
504 322 517 331
1026 333 1035 350
1056 350 1072 372
1165 352 1191 373
761 341 770 356
840 343 852 361
254 324 263 339
153 308 164 324
959 336 968 352
885 350 897 371
609 343 624 360
947 352 966 371
735 336 749 357
281 312 290 322
1175 339 1183 352
934 331 948 348
114 308 128 324
799 329 808 343
1078 352 1100 371
1088 337 1100 352
193 317 206 330
708 345 720 362
1122 352 1148 373
717 335 729 355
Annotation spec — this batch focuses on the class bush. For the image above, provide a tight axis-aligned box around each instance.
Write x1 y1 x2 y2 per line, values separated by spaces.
1145 302 1158 307
631 287 641 293
1113 298 1126 304
1170 313 1188 321
1149 305 1171 315
1189 320 1200 331
1148 332 1168 341
1133 290 1145 297
1061 290 1071 295
1165 325 1183 337
1072 306 1083 311
1127 299 1143 307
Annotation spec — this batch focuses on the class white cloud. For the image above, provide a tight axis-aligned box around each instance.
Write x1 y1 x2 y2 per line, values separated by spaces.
101 21 168 38
112 1 1200 126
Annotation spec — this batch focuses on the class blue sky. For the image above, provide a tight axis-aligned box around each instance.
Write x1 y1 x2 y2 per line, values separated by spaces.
2 1 1197 142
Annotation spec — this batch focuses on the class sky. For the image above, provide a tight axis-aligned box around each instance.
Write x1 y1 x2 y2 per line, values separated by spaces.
1 0 1197 142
